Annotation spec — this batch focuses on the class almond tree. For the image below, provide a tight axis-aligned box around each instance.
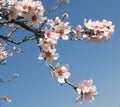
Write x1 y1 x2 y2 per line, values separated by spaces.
0 0 115 106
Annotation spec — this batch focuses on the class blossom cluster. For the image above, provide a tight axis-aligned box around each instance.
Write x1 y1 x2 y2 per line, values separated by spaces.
6 0 46 28
84 19 115 42
38 16 71 64
73 19 115 42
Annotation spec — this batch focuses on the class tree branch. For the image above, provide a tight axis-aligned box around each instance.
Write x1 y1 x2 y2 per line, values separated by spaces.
64 79 78 91
11 20 37 34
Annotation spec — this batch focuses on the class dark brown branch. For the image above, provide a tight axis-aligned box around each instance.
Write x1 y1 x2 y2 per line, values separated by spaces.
65 79 78 91
48 63 78 91
11 20 37 34
49 64 56 71
11 20 45 39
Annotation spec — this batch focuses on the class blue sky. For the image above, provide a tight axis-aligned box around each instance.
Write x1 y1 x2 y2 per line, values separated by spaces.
1 0 120 107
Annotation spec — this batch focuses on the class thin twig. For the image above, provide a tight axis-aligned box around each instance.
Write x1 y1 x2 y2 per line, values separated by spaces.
65 79 78 91
7 25 20 38
44 1 66 16
0 35 36 45
0 74 19 83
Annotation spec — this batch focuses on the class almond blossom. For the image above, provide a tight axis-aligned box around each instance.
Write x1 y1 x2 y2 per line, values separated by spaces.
74 25 83 40
50 63 71 84
44 28 60 44
56 21 71 40
48 17 71 40
48 17 61 27
38 42 59 65
84 19 114 42
75 79 98 104
8 5 21 21
7 0 46 28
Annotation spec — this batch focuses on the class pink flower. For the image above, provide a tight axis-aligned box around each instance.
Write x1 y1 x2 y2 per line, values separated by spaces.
76 79 98 104
51 63 71 84
8 5 20 21
44 28 60 44
20 0 45 28
7 0 46 28
48 17 71 40
38 44 59 65
55 22 71 40
74 25 84 40
84 19 114 42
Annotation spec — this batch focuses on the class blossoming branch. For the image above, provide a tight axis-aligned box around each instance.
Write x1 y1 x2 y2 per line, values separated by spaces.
0 0 115 105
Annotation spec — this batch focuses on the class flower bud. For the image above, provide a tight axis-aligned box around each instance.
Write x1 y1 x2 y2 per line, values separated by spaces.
63 13 69 18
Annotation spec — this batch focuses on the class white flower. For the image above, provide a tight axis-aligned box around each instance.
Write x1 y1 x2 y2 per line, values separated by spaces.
48 17 61 27
44 28 60 44
48 17 71 40
8 5 19 21
38 45 59 65
52 63 71 84
55 22 71 40
75 25 83 39
76 79 98 104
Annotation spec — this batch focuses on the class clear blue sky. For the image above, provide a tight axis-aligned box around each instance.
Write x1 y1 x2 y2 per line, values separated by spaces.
1 0 120 107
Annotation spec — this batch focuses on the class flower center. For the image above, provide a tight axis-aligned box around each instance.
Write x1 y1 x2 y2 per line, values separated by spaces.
57 69 63 76
76 30 80 35
45 51 51 57
46 32 51 38
32 15 37 22
59 29 64 35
